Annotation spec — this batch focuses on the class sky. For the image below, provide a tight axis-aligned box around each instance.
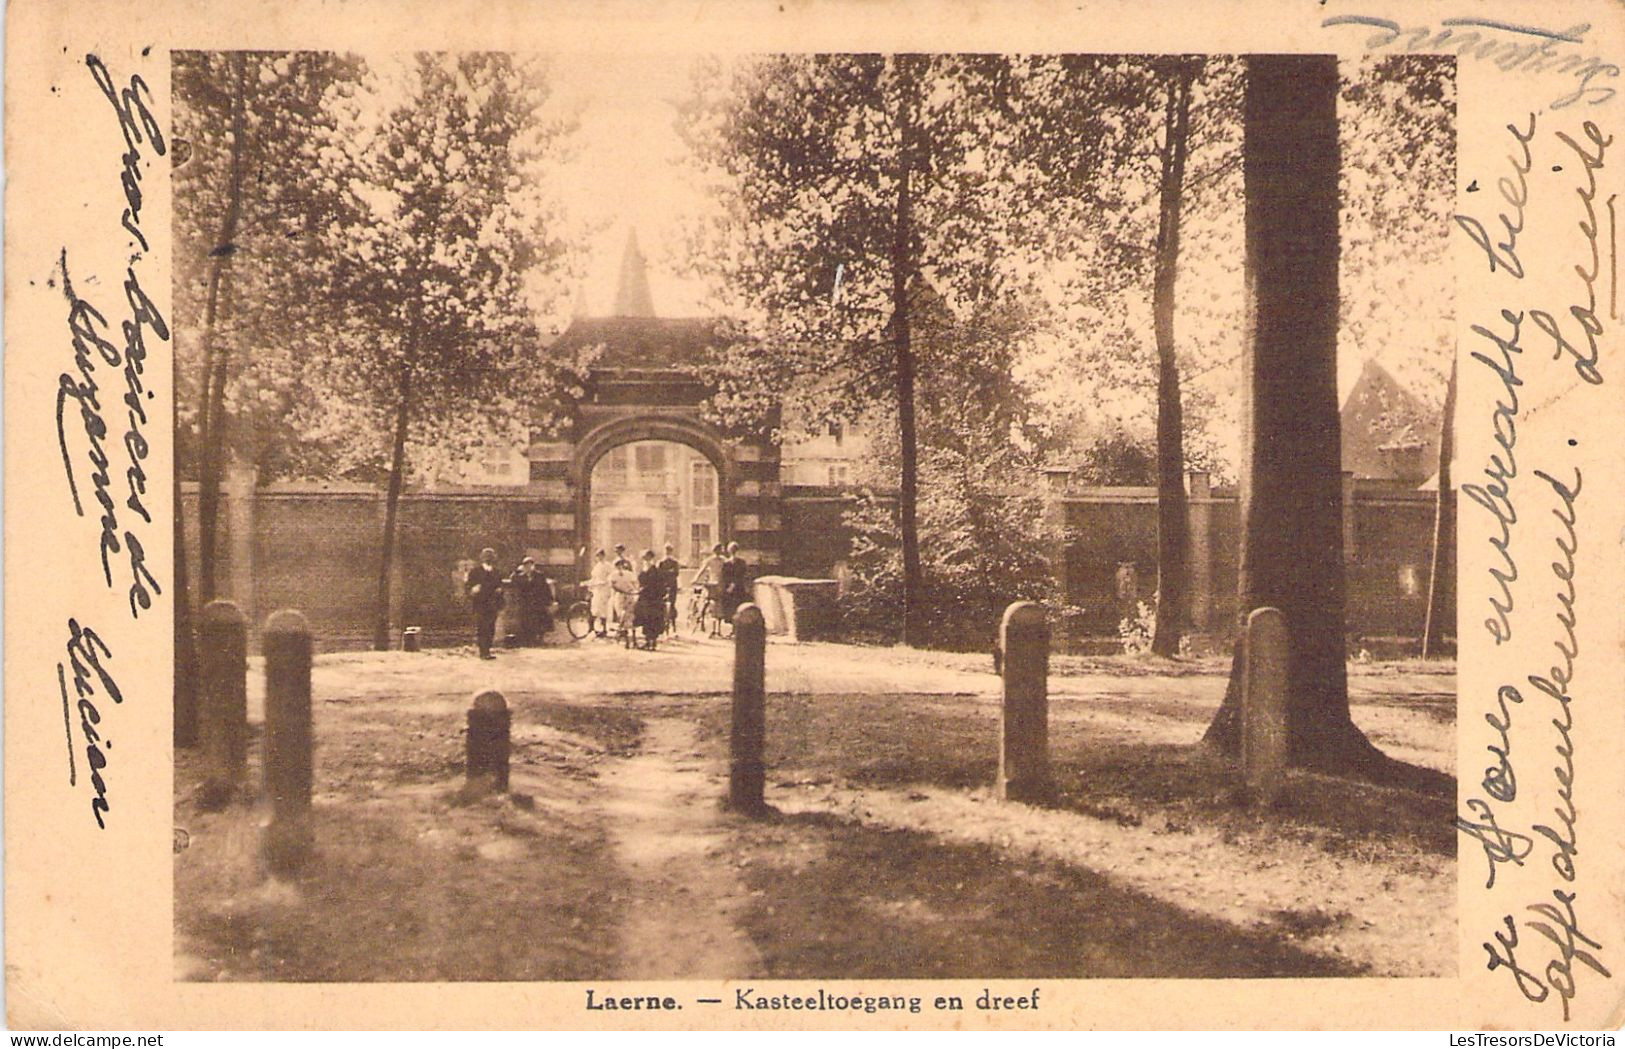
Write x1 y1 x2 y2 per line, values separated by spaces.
537 51 1442 408
545 50 714 317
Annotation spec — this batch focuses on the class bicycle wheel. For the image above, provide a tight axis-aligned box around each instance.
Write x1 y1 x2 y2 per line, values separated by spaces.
703 598 733 639
566 601 593 641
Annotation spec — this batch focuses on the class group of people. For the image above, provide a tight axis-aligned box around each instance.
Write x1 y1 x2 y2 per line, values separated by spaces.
586 540 752 647
691 541 753 627
463 548 557 659
464 539 754 657
585 543 681 648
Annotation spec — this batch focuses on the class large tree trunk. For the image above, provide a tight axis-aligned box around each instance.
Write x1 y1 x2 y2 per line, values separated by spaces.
891 57 925 648
196 52 250 601
1202 55 1382 771
1151 60 1197 658
373 361 414 651
1421 358 1457 657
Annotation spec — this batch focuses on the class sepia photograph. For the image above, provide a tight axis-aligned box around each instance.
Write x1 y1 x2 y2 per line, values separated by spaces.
162 46 1463 985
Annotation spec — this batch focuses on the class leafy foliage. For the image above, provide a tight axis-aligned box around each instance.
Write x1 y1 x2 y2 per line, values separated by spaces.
172 51 366 481
833 300 1065 648
172 52 585 486
313 52 581 482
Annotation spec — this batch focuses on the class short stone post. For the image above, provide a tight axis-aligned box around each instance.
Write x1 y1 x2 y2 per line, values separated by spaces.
998 601 1052 804
198 600 248 808
466 689 511 792
402 627 421 653
1242 606 1289 806
263 610 314 874
728 604 768 814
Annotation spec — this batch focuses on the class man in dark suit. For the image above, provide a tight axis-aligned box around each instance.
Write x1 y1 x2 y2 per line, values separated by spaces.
465 547 505 659
720 541 751 624
656 543 682 635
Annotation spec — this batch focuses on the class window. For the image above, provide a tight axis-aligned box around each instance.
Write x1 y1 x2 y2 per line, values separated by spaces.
691 523 711 562
826 420 844 447
827 464 849 485
692 461 716 507
635 444 666 473
604 446 630 486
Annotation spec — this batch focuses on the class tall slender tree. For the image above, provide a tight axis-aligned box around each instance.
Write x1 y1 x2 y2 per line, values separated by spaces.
174 50 369 534
1005 56 1244 645
1149 57 1199 656
174 50 362 734
180 51 249 602
316 53 577 649
683 54 1031 647
1422 358 1457 657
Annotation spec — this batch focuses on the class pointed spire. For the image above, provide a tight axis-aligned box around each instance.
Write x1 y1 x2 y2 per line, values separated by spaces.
612 228 656 318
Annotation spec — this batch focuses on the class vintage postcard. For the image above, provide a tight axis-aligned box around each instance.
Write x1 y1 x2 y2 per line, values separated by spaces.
5 0 1624 1032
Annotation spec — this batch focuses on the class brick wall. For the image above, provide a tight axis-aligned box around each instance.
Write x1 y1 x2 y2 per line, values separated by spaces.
182 483 538 650
1056 482 1450 645
182 479 1453 650
780 487 866 579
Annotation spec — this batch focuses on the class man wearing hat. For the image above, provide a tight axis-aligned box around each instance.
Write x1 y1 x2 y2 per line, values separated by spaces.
465 547 505 659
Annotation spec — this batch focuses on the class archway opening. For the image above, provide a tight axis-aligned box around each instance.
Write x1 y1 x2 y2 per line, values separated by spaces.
588 439 719 565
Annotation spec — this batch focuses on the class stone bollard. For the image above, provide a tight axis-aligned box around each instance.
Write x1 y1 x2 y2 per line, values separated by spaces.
1242 606 1289 807
198 600 249 809
466 689 511 793
728 604 768 815
402 627 421 653
998 601 1052 804
263 610 314 874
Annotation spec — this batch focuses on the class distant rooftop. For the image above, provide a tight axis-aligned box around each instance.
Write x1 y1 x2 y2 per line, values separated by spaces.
1340 358 1441 484
550 315 719 372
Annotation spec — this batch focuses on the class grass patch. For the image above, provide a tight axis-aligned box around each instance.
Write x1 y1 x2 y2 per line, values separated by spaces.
687 692 1455 861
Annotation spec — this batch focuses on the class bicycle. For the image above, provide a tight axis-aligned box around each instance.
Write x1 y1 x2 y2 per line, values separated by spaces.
662 592 680 639
565 593 594 641
688 584 733 639
684 585 709 636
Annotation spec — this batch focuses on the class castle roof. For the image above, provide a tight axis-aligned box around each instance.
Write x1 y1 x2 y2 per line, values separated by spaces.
550 315 719 373
1339 358 1441 484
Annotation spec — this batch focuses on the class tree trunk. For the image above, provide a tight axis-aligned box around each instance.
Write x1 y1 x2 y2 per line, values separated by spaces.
196 52 250 601
373 361 414 651
1421 357 1457 658
174 420 199 748
891 57 925 648
1202 55 1382 771
1151 60 1197 658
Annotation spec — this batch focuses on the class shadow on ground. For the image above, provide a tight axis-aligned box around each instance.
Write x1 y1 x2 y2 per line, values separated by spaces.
731 811 1364 979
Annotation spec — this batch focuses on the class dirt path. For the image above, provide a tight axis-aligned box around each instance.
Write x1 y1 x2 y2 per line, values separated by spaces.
598 716 762 978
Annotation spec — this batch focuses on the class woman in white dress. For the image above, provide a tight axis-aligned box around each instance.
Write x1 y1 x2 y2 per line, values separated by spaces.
609 555 639 638
587 549 614 637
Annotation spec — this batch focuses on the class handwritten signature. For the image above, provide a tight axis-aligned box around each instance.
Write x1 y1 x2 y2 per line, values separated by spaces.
1322 17 1617 108
58 620 122 829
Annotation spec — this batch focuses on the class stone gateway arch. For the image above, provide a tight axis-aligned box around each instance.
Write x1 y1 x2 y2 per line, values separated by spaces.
524 313 783 593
